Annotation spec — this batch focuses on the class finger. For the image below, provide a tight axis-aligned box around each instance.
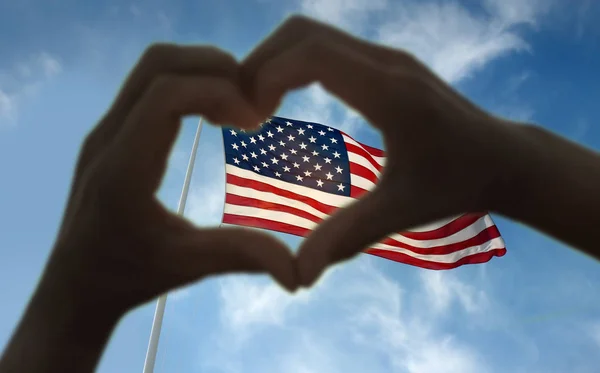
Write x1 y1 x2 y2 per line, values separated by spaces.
98 75 262 197
296 180 426 287
241 16 479 122
76 45 242 184
163 223 298 292
249 35 397 125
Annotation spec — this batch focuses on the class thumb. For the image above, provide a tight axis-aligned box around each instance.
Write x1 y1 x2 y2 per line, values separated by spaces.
165 225 299 292
296 180 403 287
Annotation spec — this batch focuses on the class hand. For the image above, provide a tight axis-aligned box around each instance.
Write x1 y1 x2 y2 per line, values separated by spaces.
46 45 298 321
240 16 525 286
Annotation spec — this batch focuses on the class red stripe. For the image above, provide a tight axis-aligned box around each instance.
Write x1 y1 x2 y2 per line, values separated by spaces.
341 130 386 157
366 247 506 270
227 173 495 241
223 213 505 269
358 142 385 157
223 201 501 255
349 161 379 184
350 185 369 198
346 143 383 171
227 174 338 216
223 214 311 237
399 213 487 241
225 194 321 223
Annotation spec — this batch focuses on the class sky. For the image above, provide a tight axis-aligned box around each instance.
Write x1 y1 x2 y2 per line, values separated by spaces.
1 0 600 372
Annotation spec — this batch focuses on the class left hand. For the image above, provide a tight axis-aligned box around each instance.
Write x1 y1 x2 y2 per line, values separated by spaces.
44 44 298 321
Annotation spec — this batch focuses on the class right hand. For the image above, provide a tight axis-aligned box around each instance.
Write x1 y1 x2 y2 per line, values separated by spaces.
239 16 526 286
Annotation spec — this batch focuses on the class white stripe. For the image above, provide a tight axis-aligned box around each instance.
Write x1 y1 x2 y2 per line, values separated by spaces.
368 237 505 264
227 165 353 207
343 134 385 166
227 164 481 234
348 152 381 177
350 172 376 191
223 204 499 248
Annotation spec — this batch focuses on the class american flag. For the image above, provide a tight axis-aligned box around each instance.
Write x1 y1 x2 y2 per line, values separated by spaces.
221 116 506 270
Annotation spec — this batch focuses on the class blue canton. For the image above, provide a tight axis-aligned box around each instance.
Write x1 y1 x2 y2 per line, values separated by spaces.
223 116 351 197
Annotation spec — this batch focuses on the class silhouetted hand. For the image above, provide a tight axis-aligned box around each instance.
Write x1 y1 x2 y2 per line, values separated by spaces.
240 16 527 286
47 45 298 321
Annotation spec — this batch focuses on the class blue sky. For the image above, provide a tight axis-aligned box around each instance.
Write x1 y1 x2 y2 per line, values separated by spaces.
1 0 600 372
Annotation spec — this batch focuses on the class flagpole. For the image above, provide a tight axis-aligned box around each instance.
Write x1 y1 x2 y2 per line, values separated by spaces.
142 118 204 373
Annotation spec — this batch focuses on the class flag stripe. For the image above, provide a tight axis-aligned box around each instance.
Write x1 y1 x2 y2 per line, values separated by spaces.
343 135 385 165
222 213 506 265
224 200 500 249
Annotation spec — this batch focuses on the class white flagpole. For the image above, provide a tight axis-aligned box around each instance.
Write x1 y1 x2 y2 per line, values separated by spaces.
142 118 204 373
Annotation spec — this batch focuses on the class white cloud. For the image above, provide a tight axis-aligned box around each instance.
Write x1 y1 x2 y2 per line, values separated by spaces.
209 258 491 373
0 52 61 127
284 0 548 139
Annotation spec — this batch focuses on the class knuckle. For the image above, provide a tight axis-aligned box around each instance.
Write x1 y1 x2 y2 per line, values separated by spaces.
283 14 316 34
141 43 179 67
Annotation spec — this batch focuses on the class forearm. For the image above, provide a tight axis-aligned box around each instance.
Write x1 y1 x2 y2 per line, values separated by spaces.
0 263 119 373
495 122 600 259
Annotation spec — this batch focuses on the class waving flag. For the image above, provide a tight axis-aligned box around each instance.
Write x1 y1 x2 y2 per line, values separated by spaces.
221 116 506 270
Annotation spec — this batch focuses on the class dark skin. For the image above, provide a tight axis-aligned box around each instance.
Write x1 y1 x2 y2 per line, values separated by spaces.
1 16 599 373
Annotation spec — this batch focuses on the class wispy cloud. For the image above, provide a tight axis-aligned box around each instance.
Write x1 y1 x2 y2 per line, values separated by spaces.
0 52 61 128
208 258 492 373
280 0 550 138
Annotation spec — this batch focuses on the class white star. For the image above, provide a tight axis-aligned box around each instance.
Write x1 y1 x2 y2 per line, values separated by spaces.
288 134 296 141
262 162 269 168
271 157 279 165
279 140 286 147
275 172 282 177
253 165 260 172
321 144 329 151
302 155 310 162
307 124 313 129
280 153 288 160
240 141 247 148
328 127 334 132
316 179 324 187
249 137 257 144
283 166 291 172
293 162 300 168
276 126 284 133
304 170 312 177
311 150 319 156
242 154 249 161
333 151 341 158
335 166 343 173
337 183 345 191
314 163 322 171
308 136 316 143
240 129 246 133
330 137 338 144
286 121 293 126
265 118 272 124
267 131 274 138
318 130 326 136
325 172 333 180
231 143 239 150
324 157 332 164
289 149 298 155
299 142 307 150
233 158 240 165
258 134 265 141
230 129 237 136
260 148 267 155
298 128 305 135
296 175 303 182
250 152 258 158
268 144 276 151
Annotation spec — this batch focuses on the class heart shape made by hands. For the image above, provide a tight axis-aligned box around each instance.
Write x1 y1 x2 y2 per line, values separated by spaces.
49 15 524 321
